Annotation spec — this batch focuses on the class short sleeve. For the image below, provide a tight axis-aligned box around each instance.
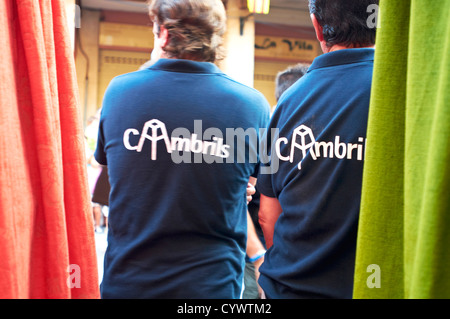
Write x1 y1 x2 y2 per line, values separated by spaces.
94 117 107 165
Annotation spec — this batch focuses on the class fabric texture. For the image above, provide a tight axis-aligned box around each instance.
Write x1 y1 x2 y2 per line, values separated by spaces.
0 0 99 298
353 0 450 299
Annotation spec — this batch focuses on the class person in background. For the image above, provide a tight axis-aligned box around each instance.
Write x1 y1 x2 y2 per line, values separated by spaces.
257 0 378 298
95 0 270 298
244 62 309 299
91 165 110 233
275 64 310 103
84 111 104 232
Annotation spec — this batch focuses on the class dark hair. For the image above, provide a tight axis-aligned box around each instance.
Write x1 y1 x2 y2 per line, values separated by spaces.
275 64 309 101
309 0 379 48
148 0 227 62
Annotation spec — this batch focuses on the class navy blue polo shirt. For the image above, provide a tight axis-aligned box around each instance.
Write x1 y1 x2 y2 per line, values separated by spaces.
257 48 374 298
95 59 270 298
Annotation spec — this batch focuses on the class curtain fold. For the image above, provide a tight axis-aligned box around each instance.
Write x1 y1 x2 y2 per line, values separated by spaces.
0 0 99 298
353 0 450 299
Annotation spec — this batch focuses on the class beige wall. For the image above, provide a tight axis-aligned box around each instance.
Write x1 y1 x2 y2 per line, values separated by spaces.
97 50 150 108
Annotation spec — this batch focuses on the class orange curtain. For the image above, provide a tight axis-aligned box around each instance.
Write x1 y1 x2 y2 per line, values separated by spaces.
0 0 99 298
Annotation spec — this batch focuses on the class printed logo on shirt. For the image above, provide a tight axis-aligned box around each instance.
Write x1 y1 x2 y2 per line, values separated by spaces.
121 121 365 173
123 119 231 161
122 119 266 165
273 124 366 170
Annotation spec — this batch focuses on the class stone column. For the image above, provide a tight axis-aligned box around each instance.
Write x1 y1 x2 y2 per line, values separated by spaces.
220 0 255 87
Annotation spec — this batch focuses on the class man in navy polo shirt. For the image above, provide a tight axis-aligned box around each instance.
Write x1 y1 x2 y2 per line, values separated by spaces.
95 0 270 298
257 0 379 298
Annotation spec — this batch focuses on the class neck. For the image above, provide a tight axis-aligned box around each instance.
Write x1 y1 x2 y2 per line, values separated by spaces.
323 43 375 53
327 44 349 53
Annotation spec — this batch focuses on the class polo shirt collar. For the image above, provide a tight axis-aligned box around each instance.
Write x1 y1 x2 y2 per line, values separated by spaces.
150 58 224 74
309 48 375 72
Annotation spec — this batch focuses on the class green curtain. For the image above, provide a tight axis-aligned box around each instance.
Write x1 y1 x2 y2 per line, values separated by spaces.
353 0 450 299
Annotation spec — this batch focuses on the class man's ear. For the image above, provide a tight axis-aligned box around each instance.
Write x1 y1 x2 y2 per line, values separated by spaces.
310 13 324 43
159 24 169 48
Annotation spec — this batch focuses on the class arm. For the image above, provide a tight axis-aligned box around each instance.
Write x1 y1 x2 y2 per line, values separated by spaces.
258 194 283 249
246 176 257 204
246 210 266 297
246 177 265 297
246 177 264 259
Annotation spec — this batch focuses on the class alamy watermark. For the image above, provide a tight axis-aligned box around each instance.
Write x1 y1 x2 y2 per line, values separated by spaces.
367 4 381 29
67 264 81 289
122 119 273 168
366 264 381 288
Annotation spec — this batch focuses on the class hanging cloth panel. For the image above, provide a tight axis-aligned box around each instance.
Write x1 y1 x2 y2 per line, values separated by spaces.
0 0 99 298
353 0 450 299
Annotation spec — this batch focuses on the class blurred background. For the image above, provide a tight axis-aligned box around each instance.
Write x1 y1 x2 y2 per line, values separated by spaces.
68 0 319 126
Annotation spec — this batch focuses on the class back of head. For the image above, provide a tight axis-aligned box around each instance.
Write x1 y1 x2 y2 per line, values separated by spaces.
148 0 227 62
275 64 309 101
309 0 379 48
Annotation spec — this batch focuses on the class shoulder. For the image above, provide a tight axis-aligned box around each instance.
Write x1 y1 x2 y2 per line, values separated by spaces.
219 74 271 110
220 74 264 96
103 69 156 104
108 69 150 87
